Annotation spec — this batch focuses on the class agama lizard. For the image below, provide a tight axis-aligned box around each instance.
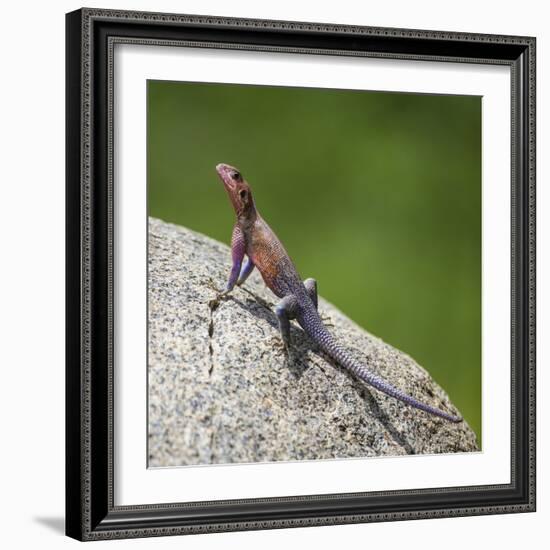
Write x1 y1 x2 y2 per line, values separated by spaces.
215 163 462 423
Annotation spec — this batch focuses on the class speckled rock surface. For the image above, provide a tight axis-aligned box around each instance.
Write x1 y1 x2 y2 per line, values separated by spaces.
148 217 478 467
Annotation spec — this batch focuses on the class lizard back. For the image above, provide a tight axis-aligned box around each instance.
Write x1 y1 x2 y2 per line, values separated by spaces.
246 216 303 299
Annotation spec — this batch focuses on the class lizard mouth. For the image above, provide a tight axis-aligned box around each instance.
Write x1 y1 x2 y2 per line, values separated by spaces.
216 163 237 191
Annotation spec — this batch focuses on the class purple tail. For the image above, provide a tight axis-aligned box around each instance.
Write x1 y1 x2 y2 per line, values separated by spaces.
297 304 462 423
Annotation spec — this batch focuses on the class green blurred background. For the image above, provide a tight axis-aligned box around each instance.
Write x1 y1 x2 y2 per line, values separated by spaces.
147 80 482 443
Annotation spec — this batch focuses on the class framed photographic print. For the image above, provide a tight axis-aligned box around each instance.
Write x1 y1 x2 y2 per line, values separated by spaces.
65 7 536 541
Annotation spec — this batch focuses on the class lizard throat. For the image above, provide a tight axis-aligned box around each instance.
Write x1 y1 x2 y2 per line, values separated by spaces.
237 203 257 227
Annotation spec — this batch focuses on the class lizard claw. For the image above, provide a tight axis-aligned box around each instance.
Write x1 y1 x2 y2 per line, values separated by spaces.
269 337 291 356
206 278 226 296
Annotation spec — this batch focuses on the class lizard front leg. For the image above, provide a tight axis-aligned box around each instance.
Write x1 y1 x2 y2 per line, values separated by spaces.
237 257 255 286
220 224 245 296
275 295 298 354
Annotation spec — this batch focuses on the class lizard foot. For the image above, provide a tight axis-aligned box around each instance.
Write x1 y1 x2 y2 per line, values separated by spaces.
269 337 292 357
320 314 334 326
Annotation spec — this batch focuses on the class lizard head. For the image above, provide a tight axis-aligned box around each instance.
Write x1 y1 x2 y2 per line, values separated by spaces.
216 163 255 219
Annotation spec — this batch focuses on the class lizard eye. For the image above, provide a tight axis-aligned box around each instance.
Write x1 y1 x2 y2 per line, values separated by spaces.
239 189 247 200
231 171 241 181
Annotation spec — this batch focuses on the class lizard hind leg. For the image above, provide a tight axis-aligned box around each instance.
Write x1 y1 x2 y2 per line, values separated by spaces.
304 278 318 309
275 295 298 353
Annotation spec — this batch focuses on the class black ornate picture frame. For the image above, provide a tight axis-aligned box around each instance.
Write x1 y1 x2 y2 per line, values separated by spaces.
66 8 536 541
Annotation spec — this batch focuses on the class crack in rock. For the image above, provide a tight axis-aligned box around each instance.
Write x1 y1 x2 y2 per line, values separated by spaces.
207 297 220 377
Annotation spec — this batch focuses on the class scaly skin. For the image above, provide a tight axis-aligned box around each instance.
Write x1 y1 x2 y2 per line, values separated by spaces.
215 163 462 423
